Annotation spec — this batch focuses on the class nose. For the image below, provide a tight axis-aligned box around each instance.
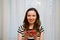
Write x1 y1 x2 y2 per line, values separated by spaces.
30 16 33 19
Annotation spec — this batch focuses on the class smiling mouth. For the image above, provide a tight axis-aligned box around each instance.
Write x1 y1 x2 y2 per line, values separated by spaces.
29 20 33 21
30 21 33 22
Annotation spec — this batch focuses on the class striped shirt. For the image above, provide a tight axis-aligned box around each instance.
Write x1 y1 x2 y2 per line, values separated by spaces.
17 25 44 39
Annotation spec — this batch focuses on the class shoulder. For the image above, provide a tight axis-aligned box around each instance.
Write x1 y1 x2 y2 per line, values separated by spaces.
39 26 44 32
17 25 24 34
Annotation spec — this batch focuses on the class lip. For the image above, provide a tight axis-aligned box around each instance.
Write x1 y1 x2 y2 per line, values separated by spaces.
29 20 33 22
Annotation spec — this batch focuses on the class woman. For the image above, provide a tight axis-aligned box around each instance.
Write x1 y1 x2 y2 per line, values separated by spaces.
18 8 44 40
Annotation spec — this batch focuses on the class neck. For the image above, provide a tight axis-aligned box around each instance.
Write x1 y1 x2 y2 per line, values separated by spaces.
30 23 34 26
29 23 34 29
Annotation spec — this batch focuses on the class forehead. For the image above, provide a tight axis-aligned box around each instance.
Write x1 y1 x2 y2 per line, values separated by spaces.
27 10 36 15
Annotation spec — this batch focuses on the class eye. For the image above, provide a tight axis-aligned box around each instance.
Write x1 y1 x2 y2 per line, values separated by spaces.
33 15 36 17
27 15 30 17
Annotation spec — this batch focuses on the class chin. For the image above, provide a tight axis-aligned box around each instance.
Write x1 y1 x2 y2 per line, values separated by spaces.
29 22 34 24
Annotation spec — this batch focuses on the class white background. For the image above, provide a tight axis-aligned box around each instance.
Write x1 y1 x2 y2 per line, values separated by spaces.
0 0 60 40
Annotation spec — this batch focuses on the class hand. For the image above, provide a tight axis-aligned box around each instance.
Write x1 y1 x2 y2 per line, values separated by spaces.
27 30 37 37
24 31 31 40
24 30 38 40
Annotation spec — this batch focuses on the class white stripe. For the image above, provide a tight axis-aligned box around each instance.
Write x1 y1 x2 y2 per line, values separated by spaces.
28 37 34 39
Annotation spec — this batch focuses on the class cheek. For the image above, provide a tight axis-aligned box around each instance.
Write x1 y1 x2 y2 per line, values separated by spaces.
34 17 36 20
27 17 30 20
27 17 31 22
33 17 37 22
27 17 36 20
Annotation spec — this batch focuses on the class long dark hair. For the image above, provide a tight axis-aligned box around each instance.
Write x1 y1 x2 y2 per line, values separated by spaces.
23 8 41 32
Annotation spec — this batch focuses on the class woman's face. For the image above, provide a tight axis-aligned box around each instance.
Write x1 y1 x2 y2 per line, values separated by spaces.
27 10 37 24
